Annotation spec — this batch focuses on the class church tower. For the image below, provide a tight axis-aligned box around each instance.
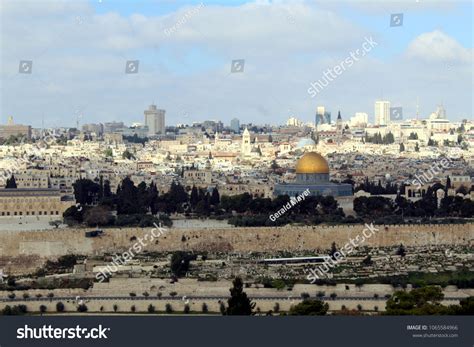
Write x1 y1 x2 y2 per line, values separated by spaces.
241 127 251 155
336 111 343 133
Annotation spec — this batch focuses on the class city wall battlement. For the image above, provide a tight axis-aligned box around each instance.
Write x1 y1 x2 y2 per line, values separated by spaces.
0 224 472 260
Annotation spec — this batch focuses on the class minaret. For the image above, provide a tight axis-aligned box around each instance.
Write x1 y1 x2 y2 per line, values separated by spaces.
241 127 251 155
336 111 343 133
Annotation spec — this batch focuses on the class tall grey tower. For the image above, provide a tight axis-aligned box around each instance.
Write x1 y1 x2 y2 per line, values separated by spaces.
144 104 165 135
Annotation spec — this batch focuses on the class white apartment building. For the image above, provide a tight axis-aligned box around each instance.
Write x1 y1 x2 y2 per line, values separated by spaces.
287 117 303 127
350 112 368 127
374 100 390 126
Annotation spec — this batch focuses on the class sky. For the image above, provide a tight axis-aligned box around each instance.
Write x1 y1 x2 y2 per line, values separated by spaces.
0 0 472 128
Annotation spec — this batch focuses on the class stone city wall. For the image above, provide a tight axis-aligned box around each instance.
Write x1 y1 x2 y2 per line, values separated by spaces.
0 224 472 262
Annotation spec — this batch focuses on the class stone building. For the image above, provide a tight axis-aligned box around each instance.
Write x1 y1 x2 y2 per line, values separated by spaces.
183 168 212 185
0 116 31 140
0 188 75 217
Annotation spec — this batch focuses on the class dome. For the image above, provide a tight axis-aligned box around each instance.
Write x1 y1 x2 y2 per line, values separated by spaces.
296 138 315 148
295 152 329 174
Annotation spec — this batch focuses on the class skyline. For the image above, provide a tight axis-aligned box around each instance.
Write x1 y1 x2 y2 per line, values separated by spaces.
1 0 472 128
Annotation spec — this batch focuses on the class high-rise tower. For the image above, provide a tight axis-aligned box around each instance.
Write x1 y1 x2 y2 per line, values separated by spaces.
144 104 166 135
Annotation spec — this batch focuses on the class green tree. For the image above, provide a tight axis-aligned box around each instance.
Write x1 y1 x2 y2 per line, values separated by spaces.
104 148 113 157
210 187 220 205
77 304 88 312
73 179 101 205
122 149 135 160
289 299 329 315
385 286 447 315
170 251 195 277
5 174 17 188
329 242 338 259
184 304 190 314
83 205 113 226
362 255 373 266
396 244 406 257
148 182 159 214
56 302 65 312
190 186 199 207
116 177 146 214
226 277 255 315
147 304 155 313
202 303 208 313
165 303 173 313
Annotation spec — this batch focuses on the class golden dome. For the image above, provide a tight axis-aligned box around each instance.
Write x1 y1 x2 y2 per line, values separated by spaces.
295 152 329 174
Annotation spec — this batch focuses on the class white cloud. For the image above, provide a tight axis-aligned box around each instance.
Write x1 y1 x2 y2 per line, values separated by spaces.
405 30 473 64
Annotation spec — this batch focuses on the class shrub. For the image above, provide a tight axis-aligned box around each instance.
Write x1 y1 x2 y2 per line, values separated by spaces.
1 305 27 315
219 302 226 315
147 304 155 313
301 292 310 300
39 305 47 313
184 304 190 314
77 304 88 312
56 302 65 312
165 303 173 314
201 303 208 313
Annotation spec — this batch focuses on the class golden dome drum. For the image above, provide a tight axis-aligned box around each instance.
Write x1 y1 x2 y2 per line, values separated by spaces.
295 152 330 174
